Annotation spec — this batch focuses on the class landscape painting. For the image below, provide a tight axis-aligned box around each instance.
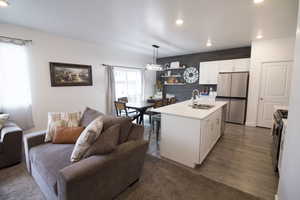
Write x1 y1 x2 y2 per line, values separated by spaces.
50 62 93 87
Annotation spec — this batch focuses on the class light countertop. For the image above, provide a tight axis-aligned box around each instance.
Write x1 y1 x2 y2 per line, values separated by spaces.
152 100 228 120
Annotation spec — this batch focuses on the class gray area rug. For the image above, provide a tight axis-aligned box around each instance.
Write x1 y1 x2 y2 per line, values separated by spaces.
0 155 260 200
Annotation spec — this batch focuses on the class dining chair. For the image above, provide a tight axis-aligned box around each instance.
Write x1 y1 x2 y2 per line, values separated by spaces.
117 97 137 114
114 101 139 123
148 100 165 145
117 97 129 103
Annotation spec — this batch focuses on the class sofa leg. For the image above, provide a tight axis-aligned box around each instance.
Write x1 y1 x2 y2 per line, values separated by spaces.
129 178 140 187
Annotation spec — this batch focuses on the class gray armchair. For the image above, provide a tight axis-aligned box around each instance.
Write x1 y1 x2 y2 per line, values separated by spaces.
0 122 23 168
24 119 148 200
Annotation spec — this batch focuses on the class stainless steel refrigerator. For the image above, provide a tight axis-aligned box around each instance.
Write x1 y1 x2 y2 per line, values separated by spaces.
216 72 249 124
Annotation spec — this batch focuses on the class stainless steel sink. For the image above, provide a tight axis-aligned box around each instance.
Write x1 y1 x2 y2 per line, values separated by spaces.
190 104 214 110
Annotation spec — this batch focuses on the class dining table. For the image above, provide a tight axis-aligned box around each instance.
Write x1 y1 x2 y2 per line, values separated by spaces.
126 101 154 125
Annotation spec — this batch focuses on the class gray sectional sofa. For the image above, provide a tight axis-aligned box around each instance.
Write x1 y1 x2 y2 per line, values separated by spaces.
24 116 148 200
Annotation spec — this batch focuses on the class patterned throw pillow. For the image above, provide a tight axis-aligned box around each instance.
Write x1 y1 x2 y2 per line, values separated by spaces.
0 114 9 130
45 112 81 142
70 116 104 162
83 124 120 158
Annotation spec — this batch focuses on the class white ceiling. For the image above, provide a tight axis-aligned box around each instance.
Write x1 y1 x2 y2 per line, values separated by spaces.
0 0 298 57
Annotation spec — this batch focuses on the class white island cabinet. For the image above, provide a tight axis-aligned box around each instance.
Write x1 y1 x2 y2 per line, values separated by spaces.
152 101 228 168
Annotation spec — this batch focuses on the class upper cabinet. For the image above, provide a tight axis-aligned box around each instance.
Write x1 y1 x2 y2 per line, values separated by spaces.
233 58 250 72
199 58 250 85
199 61 218 84
218 60 234 72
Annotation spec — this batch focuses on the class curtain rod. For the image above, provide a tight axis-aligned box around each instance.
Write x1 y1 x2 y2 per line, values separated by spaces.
102 64 146 71
0 35 32 46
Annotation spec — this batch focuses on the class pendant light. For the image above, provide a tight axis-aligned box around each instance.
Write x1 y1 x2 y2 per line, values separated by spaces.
146 45 163 71
0 0 9 7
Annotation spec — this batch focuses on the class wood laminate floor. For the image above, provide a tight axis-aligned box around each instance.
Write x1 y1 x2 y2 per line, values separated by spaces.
145 123 278 200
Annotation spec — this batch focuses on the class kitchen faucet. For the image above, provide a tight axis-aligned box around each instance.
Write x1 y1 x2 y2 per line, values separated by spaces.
192 89 200 100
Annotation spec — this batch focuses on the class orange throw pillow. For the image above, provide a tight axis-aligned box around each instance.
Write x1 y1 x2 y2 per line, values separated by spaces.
52 127 85 144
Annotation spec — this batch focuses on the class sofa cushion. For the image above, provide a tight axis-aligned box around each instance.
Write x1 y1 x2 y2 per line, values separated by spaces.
83 124 120 158
102 116 133 144
52 127 85 144
80 107 104 127
45 112 81 142
70 116 104 162
29 143 74 195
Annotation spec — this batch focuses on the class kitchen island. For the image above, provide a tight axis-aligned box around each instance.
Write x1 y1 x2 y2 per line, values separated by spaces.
152 100 228 168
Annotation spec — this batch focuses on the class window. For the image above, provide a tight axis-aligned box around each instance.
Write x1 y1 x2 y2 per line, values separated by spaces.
0 42 33 129
114 68 144 102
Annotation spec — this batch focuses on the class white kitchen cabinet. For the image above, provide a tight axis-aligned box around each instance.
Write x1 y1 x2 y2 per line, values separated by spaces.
199 61 218 84
217 60 234 72
199 58 250 85
199 109 222 164
156 101 227 168
233 58 250 72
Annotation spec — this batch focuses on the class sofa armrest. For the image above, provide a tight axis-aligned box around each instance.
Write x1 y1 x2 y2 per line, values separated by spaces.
23 131 46 173
57 140 149 200
1 123 22 141
1 123 23 152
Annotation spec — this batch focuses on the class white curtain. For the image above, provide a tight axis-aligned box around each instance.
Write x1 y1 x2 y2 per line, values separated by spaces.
105 66 116 115
0 43 34 130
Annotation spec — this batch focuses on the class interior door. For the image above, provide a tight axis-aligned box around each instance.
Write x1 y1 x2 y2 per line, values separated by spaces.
257 61 292 128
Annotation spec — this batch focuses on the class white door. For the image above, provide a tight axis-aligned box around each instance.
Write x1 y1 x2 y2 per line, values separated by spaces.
257 61 292 128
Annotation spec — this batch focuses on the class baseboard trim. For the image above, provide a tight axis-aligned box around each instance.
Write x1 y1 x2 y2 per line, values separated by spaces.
245 121 257 127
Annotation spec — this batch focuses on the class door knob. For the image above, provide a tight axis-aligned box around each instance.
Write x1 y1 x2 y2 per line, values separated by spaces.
260 97 264 101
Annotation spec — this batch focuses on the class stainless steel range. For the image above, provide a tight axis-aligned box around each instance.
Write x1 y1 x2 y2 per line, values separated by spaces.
272 109 288 172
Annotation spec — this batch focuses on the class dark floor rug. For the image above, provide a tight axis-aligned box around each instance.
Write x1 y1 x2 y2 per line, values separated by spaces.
0 155 261 200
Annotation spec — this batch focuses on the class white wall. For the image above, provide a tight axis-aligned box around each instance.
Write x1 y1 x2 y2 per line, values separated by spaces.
246 37 295 127
278 3 300 199
0 23 154 131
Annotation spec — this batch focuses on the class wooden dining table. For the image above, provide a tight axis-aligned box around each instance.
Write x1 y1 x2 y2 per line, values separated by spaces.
126 101 154 124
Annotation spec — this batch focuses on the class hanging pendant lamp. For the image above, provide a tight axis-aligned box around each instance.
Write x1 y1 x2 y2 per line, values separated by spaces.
146 45 163 71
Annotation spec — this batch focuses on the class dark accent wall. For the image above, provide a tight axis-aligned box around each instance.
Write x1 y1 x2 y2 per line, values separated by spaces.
157 47 251 101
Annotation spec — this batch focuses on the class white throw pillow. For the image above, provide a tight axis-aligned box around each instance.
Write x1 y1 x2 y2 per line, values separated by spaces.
45 112 81 142
0 114 9 130
70 116 104 162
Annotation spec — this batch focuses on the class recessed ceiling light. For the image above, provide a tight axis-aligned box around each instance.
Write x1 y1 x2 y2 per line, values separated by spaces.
254 0 264 4
256 34 263 39
206 39 212 47
0 0 9 7
175 19 184 26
